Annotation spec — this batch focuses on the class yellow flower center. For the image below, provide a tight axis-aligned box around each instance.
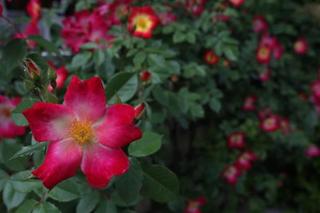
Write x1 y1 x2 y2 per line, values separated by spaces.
259 47 270 58
69 120 94 145
264 118 275 128
294 42 303 51
134 15 152 32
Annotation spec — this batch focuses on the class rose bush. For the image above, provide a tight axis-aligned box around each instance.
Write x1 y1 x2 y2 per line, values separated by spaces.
0 0 320 212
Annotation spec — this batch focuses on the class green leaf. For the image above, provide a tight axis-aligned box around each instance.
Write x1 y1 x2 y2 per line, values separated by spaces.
12 113 28 126
48 179 80 202
10 143 46 160
95 201 117 213
12 98 38 126
111 75 138 103
15 199 37 213
3 182 27 210
76 190 100 213
71 52 92 69
114 159 143 206
173 32 185 43
105 72 136 101
0 169 9 191
28 36 59 53
1 140 29 171
1 39 27 73
141 165 179 203
209 98 222 113
32 202 61 213
128 132 162 157
133 52 146 67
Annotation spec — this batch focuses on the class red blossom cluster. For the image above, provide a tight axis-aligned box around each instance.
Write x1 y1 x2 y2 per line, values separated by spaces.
184 196 207 213
222 151 257 185
223 131 258 185
61 9 114 53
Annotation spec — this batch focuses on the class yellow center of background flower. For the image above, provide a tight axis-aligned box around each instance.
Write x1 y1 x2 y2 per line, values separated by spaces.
259 47 269 58
134 15 152 32
70 120 94 145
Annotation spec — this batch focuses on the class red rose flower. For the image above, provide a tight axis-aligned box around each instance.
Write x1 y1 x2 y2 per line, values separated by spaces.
242 96 257 111
0 96 26 138
222 164 241 185
23 76 142 189
260 114 281 132
227 131 246 149
252 16 268 33
305 144 320 158
61 10 113 53
185 0 207 16
128 6 160 39
184 196 207 213
27 0 41 20
204 50 219 65
234 151 257 171
294 37 308 55
256 45 271 64
229 0 245 7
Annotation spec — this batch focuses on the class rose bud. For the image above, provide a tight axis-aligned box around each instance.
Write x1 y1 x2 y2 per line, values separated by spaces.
222 164 241 185
242 96 257 111
134 103 145 119
140 70 151 82
227 131 246 149
24 58 41 79
305 144 320 158
294 37 308 55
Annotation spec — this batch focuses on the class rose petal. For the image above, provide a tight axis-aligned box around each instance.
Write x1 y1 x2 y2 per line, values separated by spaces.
23 103 74 142
95 104 142 148
32 139 82 189
64 76 106 122
81 144 129 189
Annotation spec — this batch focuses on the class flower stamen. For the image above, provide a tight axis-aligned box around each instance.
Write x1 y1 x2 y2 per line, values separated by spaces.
69 120 94 145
